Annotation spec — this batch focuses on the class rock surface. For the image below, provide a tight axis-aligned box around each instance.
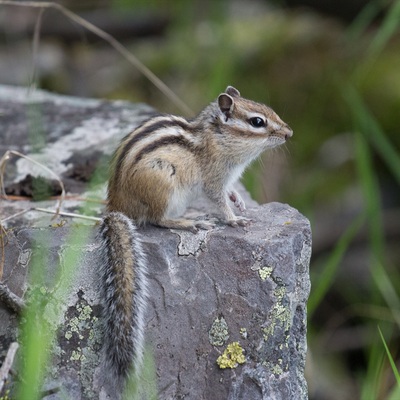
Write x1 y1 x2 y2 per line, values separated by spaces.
0 85 311 399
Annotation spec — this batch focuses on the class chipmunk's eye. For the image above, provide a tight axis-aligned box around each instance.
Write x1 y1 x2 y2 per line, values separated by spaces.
249 117 266 128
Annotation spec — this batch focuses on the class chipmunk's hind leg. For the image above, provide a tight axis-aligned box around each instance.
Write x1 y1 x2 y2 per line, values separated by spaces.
156 218 214 233
143 155 214 232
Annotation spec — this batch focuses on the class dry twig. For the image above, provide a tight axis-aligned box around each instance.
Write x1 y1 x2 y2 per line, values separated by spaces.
0 150 65 218
29 6 44 90
0 0 193 115
0 223 6 280
0 194 106 204
34 207 101 222
0 283 25 316
0 342 19 393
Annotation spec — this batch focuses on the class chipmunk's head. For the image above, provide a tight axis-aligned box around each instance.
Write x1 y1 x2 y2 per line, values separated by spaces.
216 86 293 148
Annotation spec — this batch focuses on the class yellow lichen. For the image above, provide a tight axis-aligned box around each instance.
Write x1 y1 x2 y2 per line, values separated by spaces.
217 342 246 369
258 266 273 281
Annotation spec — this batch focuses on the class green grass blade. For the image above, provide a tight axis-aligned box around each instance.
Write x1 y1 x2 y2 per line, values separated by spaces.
371 261 400 328
16 232 53 400
361 336 386 400
347 0 382 42
388 384 400 400
354 128 385 262
345 85 400 186
308 212 365 318
368 0 400 58
378 326 400 386
352 96 400 324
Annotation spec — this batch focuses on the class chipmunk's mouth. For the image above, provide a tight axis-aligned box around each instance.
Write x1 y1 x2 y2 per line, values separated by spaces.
270 127 293 143
266 136 287 148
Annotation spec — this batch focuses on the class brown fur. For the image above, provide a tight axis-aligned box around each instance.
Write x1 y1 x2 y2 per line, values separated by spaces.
107 86 292 231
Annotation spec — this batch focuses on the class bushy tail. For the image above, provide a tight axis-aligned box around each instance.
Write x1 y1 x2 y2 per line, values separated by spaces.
97 212 148 379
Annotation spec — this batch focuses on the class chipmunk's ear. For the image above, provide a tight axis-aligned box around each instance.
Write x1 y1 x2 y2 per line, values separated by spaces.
218 93 234 119
225 86 240 97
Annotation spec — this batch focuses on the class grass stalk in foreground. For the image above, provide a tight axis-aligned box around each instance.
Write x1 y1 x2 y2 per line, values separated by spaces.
15 225 91 399
378 326 400 387
348 84 400 399
308 212 365 318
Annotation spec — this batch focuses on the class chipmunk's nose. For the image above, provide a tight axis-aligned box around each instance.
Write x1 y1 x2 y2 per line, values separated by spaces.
283 125 293 140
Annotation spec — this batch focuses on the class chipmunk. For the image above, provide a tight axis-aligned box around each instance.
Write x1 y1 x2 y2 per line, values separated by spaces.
98 86 292 386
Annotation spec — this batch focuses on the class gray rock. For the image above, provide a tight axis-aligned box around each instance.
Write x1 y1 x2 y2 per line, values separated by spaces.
0 85 311 399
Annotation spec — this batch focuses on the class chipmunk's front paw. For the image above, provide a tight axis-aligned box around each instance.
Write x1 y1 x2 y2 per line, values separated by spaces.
229 191 246 212
226 216 251 227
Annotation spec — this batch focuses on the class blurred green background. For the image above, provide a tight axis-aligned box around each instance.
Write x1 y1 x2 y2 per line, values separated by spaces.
1 0 399 399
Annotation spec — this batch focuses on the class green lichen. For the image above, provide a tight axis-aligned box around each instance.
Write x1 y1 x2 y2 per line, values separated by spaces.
209 316 229 346
271 363 284 375
40 286 50 295
74 302 102 399
80 305 92 318
60 297 102 398
258 266 273 281
65 304 96 342
262 324 274 341
0 389 11 400
217 342 246 369
262 286 291 342
274 286 286 300
263 357 289 376
71 349 82 361
69 317 79 333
